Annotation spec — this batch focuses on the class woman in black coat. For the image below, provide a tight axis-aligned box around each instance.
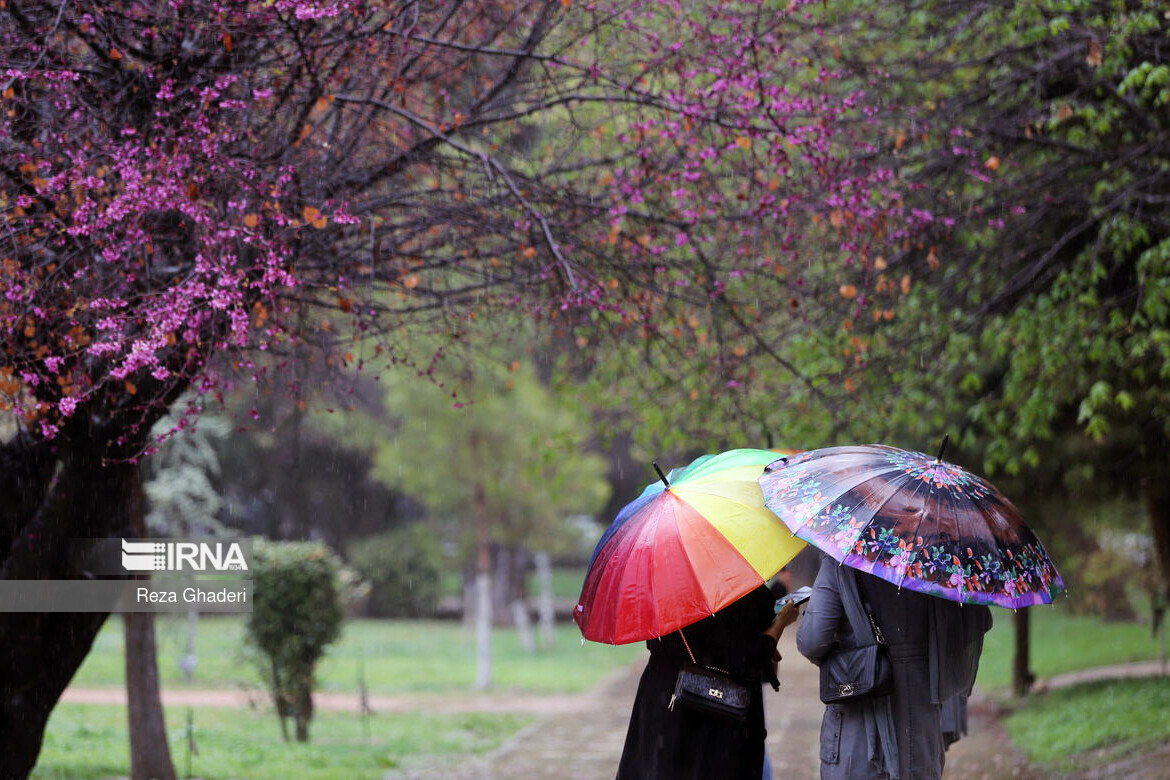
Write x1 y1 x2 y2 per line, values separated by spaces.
615 585 798 780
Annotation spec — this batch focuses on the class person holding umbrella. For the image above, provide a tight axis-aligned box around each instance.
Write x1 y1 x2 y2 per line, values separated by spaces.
759 441 1064 780
616 587 801 779
573 449 808 779
797 553 991 780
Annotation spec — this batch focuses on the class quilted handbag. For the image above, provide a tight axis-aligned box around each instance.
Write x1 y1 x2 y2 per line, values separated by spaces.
818 593 893 704
667 629 751 721
818 642 893 703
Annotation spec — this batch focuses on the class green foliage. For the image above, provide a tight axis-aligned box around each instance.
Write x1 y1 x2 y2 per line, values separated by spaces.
247 541 345 742
897 0 1170 476
330 329 611 560
348 525 444 618
1004 678 1170 769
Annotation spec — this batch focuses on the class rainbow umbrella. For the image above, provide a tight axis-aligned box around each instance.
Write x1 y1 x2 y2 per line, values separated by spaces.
758 443 1064 608
574 448 807 645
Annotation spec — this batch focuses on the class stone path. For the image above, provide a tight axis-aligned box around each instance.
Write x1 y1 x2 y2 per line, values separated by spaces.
60 685 588 716
1035 659 1167 692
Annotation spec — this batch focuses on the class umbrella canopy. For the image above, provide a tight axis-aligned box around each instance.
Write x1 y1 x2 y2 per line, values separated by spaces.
758 444 1064 608
575 448 807 645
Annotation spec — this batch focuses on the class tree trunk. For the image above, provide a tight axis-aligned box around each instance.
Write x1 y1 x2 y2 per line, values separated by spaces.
491 544 512 627
125 612 177 780
510 598 536 653
461 568 476 632
1012 608 1034 697
534 552 556 649
293 686 312 743
0 440 146 780
124 464 176 780
474 570 492 691
473 482 492 691
1147 470 1170 603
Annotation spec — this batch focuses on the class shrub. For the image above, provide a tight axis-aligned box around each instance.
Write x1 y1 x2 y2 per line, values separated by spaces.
246 540 344 742
348 525 444 618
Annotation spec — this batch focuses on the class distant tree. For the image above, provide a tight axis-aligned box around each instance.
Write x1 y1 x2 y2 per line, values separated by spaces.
247 541 344 742
145 402 230 537
337 337 610 686
348 524 444 618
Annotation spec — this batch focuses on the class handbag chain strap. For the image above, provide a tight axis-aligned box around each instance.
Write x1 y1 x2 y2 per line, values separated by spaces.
865 607 887 645
678 627 698 663
677 628 732 675
855 569 887 645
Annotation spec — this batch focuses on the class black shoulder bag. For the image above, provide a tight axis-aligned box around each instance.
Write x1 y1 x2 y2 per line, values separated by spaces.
667 628 752 721
818 588 893 704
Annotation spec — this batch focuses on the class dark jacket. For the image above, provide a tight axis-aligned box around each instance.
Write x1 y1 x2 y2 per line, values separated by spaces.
616 585 776 780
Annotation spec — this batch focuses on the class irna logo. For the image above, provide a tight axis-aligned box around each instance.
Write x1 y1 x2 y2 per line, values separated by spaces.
121 540 249 572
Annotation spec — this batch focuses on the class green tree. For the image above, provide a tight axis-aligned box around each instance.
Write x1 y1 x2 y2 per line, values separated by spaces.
348 525 444 618
336 333 609 687
247 541 345 742
853 1 1170 584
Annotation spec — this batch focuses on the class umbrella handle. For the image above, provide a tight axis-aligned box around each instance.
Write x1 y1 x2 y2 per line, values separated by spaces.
936 433 950 463
652 461 670 488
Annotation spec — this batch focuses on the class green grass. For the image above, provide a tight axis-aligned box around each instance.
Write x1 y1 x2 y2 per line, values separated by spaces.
974 605 1163 692
71 616 644 694
49 615 641 779
32 703 530 780
1003 677 1170 771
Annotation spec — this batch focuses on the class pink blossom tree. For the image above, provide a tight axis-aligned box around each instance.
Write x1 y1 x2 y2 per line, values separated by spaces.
0 0 919 771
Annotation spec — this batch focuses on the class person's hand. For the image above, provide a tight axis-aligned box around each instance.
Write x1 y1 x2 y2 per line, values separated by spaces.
775 599 800 630
763 599 799 642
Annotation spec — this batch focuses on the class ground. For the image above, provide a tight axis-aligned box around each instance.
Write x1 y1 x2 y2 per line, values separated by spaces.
376 632 1044 780
60 634 1169 779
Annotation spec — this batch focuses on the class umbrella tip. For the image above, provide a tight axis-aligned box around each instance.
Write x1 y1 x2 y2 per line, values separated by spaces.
652 461 670 489
935 433 951 463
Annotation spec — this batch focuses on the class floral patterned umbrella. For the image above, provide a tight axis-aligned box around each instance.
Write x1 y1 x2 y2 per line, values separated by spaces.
758 444 1064 608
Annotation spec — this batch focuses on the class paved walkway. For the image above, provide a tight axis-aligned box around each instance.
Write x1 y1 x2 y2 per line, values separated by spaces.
1036 659 1167 692
60 685 588 716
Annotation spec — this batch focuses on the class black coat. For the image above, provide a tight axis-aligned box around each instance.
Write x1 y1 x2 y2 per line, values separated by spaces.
615 585 776 780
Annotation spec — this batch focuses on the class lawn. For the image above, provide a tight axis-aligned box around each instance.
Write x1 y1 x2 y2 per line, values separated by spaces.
46 615 642 780
32 703 530 780
970 604 1169 774
70 615 644 694
973 604 1164 693
1003 677 1170 773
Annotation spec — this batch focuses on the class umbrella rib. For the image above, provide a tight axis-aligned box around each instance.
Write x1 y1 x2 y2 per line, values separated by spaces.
597 499 660 643
812 465 912 557
980 501 1015 604
893 475 939 590
791 464 907 537
630 501 666 640
669 498 718 626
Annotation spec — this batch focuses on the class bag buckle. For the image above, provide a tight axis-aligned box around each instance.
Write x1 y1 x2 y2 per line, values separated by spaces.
838 682 855 696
